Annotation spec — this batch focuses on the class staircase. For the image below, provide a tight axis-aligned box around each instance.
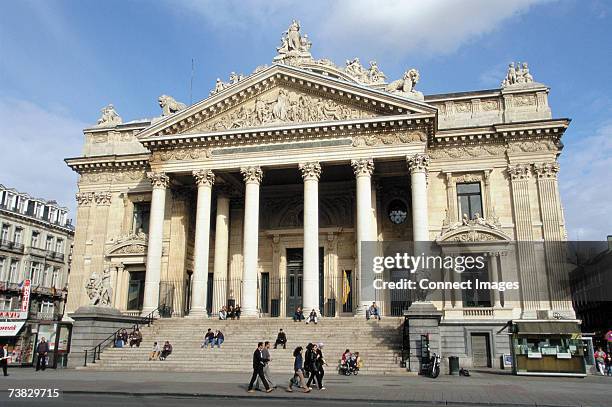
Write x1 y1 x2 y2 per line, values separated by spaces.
81 317 408 375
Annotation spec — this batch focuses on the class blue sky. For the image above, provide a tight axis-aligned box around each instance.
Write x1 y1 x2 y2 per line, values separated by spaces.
0 0 610 240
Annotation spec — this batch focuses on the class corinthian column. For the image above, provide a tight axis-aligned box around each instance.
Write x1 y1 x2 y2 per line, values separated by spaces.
407 153 430 242
351 159 375 314
299 162 321 315
189 169 215 317
212 189 230 314
142 172 169 315
240 166 263 317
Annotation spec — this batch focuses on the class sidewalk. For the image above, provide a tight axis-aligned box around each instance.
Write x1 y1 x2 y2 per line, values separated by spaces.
0 368 609 406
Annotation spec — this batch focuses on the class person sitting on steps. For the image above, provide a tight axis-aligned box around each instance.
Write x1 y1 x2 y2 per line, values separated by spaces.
202 328 215 348
214 330 224 348
274 329 287 349
235 305 242 319
129 327 142 347
293 306 304 322
228 305 236 320
159 341 172 360
367 302 381 321
306 308 318 324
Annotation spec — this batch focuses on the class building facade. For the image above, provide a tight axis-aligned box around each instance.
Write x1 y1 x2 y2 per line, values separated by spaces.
0 184 74 365
65 23 576 368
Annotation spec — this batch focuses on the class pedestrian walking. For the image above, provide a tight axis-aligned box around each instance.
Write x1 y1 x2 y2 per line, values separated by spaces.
594 347 607 375
287 346 310 393
306 343 325 389
248 342 272 393
0 344 9 376
255 341 276 390
35 337 49 371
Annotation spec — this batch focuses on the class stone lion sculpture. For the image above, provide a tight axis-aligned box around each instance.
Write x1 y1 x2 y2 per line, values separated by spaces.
385 69 423 100
158 95 187 116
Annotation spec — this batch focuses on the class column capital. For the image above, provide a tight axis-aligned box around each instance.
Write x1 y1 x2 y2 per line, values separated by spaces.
147 171 170 189
351 159 374 177
507 163 532 181
406 153 430 174
240 166 263 184
533 162 560 179
193 169 215 187
298 162 322 181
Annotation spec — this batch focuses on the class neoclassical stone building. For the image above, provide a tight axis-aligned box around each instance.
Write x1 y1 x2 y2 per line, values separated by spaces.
65 22 574 360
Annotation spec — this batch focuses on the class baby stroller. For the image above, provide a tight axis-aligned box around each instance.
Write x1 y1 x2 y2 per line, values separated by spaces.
339 355 360 375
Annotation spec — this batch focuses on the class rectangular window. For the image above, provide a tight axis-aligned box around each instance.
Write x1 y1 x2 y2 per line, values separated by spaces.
0 257 6 281
9 260 19 283
13 227 22 244
1 224 9 242
45 235 54 251
457 182 483 220
55 239 64 254
0 296 12 310
51 268 60 288
39 301 54 314
31 231 39 248
461 254 491 308
132 202 151 234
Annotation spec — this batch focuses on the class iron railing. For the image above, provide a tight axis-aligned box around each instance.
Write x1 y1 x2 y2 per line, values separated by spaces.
83 307 159 367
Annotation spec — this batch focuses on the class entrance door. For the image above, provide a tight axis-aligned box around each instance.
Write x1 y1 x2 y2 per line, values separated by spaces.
470 333 492 367
286 248 303 315
127 271 145 311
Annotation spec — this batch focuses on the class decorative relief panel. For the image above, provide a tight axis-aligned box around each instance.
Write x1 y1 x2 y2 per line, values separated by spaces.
186 87 377 134
429 144 505 159
151 147 210 163
507 139 558 153
79 170 146 185
481 99 499 111
352 130 426 147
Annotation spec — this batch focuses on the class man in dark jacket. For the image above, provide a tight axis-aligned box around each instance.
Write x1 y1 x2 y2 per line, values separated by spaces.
35 337 49 371
0 344 9 376
274 329 287 349
247 342 272 393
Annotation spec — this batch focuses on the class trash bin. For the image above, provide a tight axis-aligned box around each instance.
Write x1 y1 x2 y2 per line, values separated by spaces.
448 356 460 375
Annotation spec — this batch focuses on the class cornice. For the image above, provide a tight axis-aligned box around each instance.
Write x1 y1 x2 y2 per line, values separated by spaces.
65 153 151 174
141 113 435 150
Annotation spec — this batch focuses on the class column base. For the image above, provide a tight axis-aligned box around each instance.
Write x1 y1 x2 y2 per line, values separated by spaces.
187 308 209 318
240 308 260 318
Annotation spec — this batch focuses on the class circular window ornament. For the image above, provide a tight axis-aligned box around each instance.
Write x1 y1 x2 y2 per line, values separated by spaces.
388 200 408 225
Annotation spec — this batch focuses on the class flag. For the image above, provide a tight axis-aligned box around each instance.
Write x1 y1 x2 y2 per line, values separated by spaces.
17 280 24 288
342 270 351 305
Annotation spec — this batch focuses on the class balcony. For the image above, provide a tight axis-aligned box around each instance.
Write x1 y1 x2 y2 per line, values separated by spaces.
29 311 60 321
463 308 494 318
0 240 25 254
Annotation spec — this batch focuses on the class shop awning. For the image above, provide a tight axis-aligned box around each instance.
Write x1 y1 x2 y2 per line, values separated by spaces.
515 321 581 335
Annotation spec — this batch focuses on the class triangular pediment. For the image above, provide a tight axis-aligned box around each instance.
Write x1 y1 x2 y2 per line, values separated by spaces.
137 64 437 140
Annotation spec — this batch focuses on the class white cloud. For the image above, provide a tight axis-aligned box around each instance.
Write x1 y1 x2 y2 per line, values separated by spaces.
559 122 612 241
169 0 552 58
0 98 85 219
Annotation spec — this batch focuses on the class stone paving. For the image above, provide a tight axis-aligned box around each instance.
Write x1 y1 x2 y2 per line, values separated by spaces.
0 369 610 406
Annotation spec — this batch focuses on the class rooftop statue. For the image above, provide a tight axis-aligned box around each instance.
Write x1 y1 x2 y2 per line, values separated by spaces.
502 61 536 87
274 19 313 62
385 69 424 100
96 104 122 127
159 95 187 116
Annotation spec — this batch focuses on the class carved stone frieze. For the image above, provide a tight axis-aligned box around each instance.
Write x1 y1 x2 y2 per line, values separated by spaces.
407 153 430 174
514 94 536 107
453 173 482 184
352 130 426 147
481 100 499 111
351 159 374 177
193 169 215 187
187 87 376 134
147 172 170 189
85 268 113 307
151 146 210 163
112 244 146 255
298 162 322 181
76 192 94 206
110 232 147 245
93 192 112 206
507 139 558 153
448 230 499 242
533 162 560 179
507 164 532 181
79 170 146 185
429 144 505 159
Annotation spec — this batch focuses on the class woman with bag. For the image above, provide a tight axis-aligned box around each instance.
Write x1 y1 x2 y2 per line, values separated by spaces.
287 346 310 393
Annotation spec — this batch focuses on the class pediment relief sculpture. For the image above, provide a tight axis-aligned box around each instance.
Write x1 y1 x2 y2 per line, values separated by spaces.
107 232 148 256
185 87 377 135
